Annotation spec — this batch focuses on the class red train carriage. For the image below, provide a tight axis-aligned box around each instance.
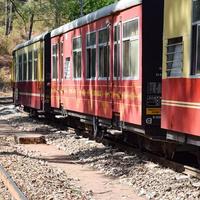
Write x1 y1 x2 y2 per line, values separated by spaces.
13 33 51 113
50 0 164 138
161 0 200 147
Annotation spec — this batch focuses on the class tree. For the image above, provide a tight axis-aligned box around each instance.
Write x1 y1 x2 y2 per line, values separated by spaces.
5 0 13 35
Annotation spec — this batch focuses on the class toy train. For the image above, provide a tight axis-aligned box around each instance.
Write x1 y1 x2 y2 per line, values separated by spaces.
12 0 200 161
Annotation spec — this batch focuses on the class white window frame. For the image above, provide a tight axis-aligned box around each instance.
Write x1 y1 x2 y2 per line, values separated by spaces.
72 36 82 80
28 50 33 81
52 44 58 80
122 17 139 80
22 52 27 82
98 27 110 80
166 38 183 78
86 31 97 80
113 23 121 80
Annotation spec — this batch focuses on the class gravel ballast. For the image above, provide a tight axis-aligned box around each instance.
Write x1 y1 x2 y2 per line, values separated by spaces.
1 103 200 200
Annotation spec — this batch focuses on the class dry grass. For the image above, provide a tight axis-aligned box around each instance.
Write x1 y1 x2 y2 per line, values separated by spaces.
0 67 11 92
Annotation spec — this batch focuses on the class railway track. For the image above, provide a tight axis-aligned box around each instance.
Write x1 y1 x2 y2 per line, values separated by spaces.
0 164 27 200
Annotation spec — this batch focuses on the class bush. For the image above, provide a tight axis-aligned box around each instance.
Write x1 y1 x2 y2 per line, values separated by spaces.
0 67 11 92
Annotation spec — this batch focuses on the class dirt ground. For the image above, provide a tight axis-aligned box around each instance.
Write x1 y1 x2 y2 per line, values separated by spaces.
0 94 145 200
24 144 145 200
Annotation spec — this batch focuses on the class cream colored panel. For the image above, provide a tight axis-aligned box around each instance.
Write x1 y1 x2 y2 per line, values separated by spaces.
163 0 192 78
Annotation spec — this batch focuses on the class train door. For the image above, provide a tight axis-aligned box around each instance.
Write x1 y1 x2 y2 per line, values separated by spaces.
52 37 64 109
52 41 60 108
112 23 122 127
58 38 64 108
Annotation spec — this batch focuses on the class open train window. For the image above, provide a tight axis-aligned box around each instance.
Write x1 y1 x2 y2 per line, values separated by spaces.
98 28 109 78
52 44 58 79
18 55 22 81
122 19 139 79
86 32 96 79
73 37 82 79
166 37 183 77
23 53 27 81
114 24 120 78
28 51 32 81
64 57 70 79
191 0 200 75
34 50 38 80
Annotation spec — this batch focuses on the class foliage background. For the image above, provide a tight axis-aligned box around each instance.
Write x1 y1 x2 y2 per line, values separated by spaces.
0 0 116 90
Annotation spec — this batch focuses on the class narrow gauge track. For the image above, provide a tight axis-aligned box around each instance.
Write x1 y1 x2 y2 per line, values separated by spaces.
39 116 200 180
0 164 27 200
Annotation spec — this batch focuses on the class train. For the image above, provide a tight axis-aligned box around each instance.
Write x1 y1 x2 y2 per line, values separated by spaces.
11 0 200 163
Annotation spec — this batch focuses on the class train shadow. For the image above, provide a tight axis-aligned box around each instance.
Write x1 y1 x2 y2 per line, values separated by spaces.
0 96 13 105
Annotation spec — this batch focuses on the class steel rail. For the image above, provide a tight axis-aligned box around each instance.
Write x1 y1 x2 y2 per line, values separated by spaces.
0 164 28 200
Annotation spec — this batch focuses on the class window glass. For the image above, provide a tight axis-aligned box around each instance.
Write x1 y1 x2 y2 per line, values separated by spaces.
28 51 32 81
23 53 27 81
52 45 58 79
99 46 109 78
73 51 82 78
73 37 82 78
73 37 82 49
166 37 183 77
123 19 139 78
114 25 120 42
19 55 22 81
87 32 96 79
99 28 109 44
123 20 138 38
114 25 120 78
87 32 96 46
98 28 109 78
60 42 64 79
64 57 70 79
34 50 38 80
193 0 200 22
13 54 17 82
130 40 139 77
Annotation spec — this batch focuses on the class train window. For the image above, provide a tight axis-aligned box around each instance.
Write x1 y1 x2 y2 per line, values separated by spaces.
18 55 22 81
23 53 27 81
122 19 139 78
73 37 82 78
60 42 64 79
52 44 58 79
64 57 70 79
193 0 200 22
28 51 32 81
33 50 38 80
87 32 96 46
123 20 138 39
98 28 109 78
192 1 200 75
114 25 120 78
86 32 96 79
13 54 17 82
166 37 183 77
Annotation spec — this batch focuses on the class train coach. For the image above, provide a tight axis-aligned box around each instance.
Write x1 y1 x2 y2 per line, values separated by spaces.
12 33 51 114
12 0 172 153
49 0 164 139
161 0 200 151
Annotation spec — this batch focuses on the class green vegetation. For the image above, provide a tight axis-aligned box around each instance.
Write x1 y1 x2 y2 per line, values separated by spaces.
0 0 116 91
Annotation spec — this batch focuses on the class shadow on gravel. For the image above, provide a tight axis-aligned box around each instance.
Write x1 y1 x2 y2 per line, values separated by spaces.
45 147 107 164
0 97 13 105
0 150 30 157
